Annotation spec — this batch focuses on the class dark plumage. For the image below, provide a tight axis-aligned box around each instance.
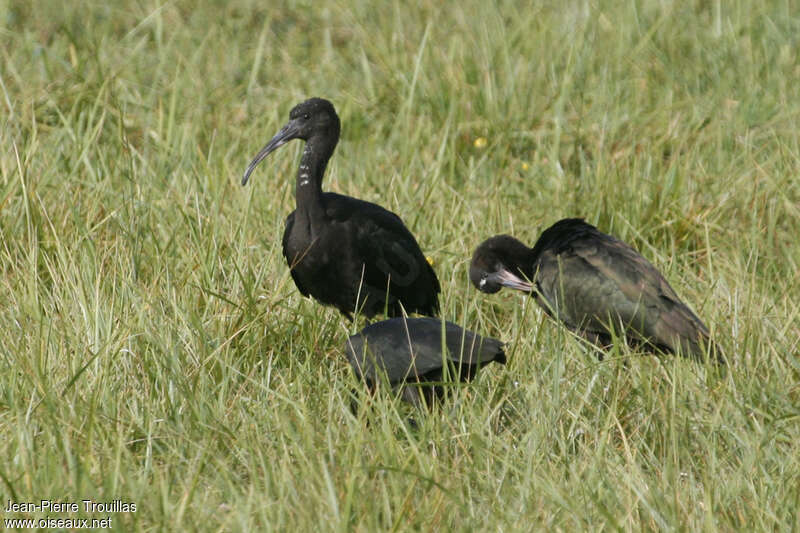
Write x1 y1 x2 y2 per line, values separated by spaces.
470 218 724 363
345 317 506 406
243 98 440 319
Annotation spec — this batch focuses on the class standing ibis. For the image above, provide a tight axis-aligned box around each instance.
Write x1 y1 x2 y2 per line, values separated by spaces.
242 98 440 319
470 218 724 363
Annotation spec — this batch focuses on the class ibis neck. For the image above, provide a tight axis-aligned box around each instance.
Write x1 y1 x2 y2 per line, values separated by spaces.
295 135 335 211
498 238 538 282
513 254 537 285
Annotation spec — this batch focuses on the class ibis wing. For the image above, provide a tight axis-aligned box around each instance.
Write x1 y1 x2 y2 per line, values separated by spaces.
345 318 504 385
345 321 447 384
327 195 441 316
536 234 711 357
442 320 506 366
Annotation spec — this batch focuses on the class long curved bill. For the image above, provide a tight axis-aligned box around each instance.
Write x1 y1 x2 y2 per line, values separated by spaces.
241 120 300 185
489 268 533 292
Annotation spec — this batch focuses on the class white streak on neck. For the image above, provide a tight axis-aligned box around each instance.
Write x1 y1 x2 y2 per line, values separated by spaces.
299 146 312 186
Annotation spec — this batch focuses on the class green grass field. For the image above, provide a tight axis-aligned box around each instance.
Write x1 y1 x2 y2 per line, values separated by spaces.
2 0 799 530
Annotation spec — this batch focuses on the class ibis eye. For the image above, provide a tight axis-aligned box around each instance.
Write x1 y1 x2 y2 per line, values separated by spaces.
303 113 310 120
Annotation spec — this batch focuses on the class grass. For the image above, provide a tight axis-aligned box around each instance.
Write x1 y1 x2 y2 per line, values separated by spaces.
1 0 799 530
